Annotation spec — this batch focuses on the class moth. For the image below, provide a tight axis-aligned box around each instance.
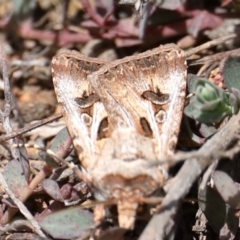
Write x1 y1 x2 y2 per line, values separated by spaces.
52 44 187 229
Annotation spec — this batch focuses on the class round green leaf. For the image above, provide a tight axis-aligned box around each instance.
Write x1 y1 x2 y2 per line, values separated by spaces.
39 207 94 239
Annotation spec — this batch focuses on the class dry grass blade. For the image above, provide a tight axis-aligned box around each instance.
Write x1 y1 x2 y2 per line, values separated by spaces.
185 34 237 58
0 172 46 238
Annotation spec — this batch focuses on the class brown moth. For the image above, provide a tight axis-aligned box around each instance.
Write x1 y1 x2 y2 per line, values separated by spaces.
52 44 187 229
52 50 108 169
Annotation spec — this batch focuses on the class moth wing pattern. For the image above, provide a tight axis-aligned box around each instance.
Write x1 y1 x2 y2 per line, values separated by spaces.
52 50 108 169
88 44 187 159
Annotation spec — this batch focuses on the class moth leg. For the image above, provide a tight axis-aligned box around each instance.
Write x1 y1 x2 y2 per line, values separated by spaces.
94 203 107 226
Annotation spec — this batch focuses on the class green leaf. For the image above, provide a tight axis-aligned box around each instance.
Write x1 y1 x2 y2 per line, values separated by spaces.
50 127 71 154
213 171 240 209
42 179 64 202
14 139 30 181
187 74 199 93
198 184 238 237
3 159 28 197
39 127 72 168
223 56 240 91
229 93 239 114
39 207 94 239
198 184 226 234
184 79 234 124
200 98 221 111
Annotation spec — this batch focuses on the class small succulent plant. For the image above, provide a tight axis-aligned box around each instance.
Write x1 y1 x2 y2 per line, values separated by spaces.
184 79 238 124
185 56 240 124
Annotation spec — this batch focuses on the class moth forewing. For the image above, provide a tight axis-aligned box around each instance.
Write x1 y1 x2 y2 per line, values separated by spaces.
88 44 187 228
148 47 187 157
52 50 108 169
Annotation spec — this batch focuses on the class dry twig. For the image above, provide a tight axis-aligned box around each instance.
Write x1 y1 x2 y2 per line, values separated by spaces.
0 113 62 142
0 47 47 238
185 33 237 58
140 110 240 239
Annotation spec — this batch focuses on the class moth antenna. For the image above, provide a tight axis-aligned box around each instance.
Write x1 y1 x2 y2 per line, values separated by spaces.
139 196 163 205
79 199 118 209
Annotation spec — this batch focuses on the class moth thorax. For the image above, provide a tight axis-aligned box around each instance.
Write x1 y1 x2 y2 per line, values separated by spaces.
112 128 155 160
117 200 138 229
